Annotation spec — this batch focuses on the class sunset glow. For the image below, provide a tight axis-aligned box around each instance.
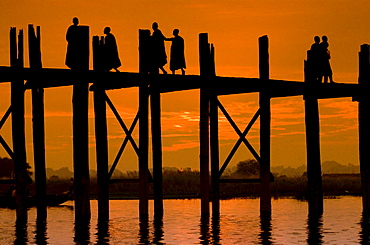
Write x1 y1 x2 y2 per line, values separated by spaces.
0 0 368 172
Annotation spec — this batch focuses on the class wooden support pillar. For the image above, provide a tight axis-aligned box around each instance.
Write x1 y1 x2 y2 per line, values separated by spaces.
258 35 272 216
151 90 163 218
199 33 210 217
359 44 370 214
93 36 109 222
10 27 28 224
304 59 323 215
72 25 91 223
209 44 220 216
28 24 47 221
139 29 150 218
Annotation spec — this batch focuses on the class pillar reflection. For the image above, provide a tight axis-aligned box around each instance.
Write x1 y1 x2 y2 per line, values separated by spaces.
74 220 90 245
259 213 272 245
306 214 323 245
95 221 110 245
34 219 48 245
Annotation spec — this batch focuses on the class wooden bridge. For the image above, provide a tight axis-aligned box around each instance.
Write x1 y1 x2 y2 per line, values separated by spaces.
1 25 370 225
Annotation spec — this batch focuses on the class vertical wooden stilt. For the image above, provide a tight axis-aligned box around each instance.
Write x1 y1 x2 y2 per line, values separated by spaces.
93 36 109 222
10 27 28 224
304 60 323 215
359 44 370 214
209 44 220 216
28 24 47 221
138 29 150 219
199 33 210 217
151 90 163 218
258 35 272 216
72 25 91 223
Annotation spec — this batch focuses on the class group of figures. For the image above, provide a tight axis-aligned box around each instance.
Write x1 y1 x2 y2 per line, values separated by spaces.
308 35 334 83
65 18 186 75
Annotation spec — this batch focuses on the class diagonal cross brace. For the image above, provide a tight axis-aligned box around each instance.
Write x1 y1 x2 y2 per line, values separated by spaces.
217 100 261 177
108 112 139 179
105 94 139 154
0 106 14 159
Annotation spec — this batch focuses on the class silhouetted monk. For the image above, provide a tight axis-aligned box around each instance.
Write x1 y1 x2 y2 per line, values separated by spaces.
151 22 167 74
103 27 121 72
320 35 334 83
65 17 80 69
309 36 322 82
166 29 186 75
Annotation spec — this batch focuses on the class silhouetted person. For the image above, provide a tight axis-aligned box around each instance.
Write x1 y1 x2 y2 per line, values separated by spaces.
103 27 121 72
320 35 334 83
309 36 322 82
65 17 80 69
151 22 167 74
166 29 186 75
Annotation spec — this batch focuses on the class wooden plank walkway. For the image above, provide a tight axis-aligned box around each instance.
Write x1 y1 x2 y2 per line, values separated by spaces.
0 66 359 98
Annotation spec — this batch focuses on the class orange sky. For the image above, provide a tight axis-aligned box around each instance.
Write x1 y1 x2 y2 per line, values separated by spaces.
0 0 368 173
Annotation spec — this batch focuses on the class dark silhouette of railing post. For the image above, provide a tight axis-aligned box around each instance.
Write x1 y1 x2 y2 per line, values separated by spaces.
304 53 323 215
199 33 211 217
72 25 91 223
258 35 272 216
359 44 370 214
138 29 150 219
209 44 220 216
10 27 28 224
93 35 109 222
28 24 47 221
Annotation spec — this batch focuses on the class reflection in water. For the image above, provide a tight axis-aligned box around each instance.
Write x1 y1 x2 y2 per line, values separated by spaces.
14 222 28 245
259 213 273 245
211 214 221 244
306 214 323 245
138 217 149 244
74 220 90 245
199 215 210 244
34 219 48 245
360 212 370 244
152 217 164 244
95 221 109 245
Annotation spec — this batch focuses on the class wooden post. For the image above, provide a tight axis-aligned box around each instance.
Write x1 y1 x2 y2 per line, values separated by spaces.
10 27 28 224
151 90 163 218
199 33 210 217
139 29 150 218
258 35 272 216
28 24 47 221
209 44 220 216
93 36 109 222
72 25 91 223
304 57 323 215
359 44 370 214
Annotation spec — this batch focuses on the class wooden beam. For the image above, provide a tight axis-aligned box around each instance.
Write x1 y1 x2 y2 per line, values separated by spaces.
93 34 109 222
138 29 150 219
209 43 219 216
304 60 324 216
72 25 91 223
359 44 370 214
259 35 272 216
29 24 47 221
151 89 163 218
199 33 210 217
10 27 28 224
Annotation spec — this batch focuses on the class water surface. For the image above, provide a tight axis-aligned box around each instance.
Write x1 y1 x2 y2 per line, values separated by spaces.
0 196 367 244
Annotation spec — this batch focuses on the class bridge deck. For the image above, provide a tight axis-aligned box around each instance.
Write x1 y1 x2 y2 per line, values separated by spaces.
0 66 359 99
